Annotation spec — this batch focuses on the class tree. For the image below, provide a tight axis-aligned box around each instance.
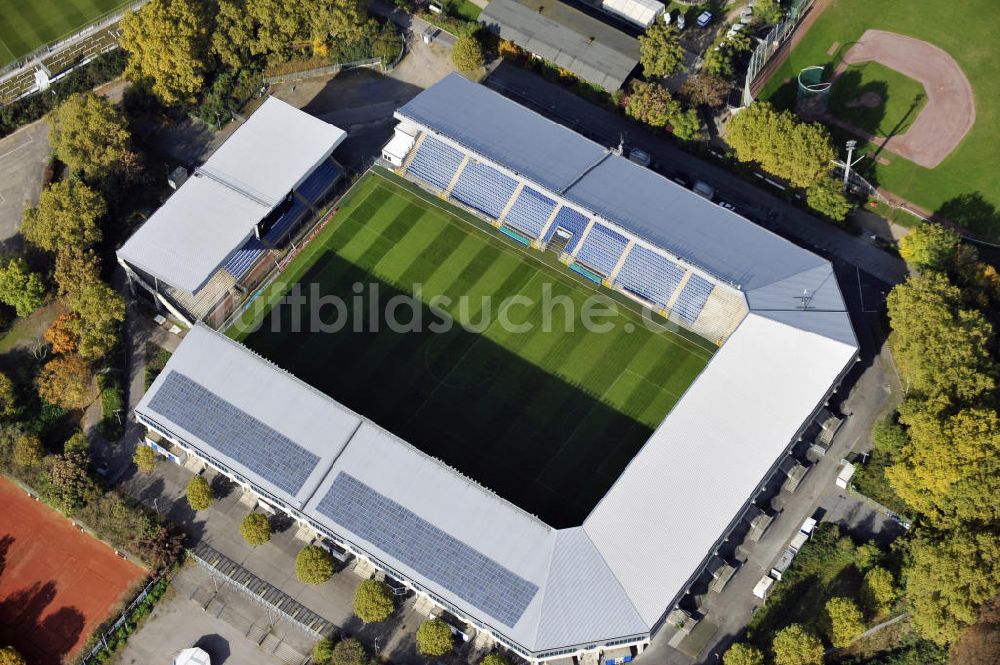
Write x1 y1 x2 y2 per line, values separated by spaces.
0 371 16 419
807 177 853 222
120 0 212 105
853 542 882 571
330 637 368 665
888 403 1000 527
296 545 334 584
353 578 395 622
54 249 100 297
702 32 753 80
861 566 897 616
64 431 89 454
771 624 824 665
133 444 158 474
49 93 131 180
624 80 680 129
44 313 80 355
37 354 93 409
723 643 765 665
886 272 996 402
669 107 702 141
899 223 961 272
0 647 27 665
22 179 106 253
824 597 865 647
416 619 453 657
754 0 783 25
0 257 46 317
639 23 685 78
67 281 125 360
185 475 213 510
480 653 510 665
47 450 94 514
452 35 484 73
681 73 731 108
240 512 271 546
313 638 334 665
904 529 1000 645
13 432 43 468
726 102 836 188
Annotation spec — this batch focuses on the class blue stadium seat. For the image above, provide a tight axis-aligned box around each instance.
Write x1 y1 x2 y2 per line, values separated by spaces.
613 245 686 309
450 160 519 219
575 223 628 276
543 206 591 253
673 273 714 323
407 136 465 190
503 186 556 238
295 160 342 204
224 237 267 280
262 197 308 245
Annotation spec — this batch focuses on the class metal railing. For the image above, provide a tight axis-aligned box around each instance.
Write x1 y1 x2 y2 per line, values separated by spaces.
741 0 816 106
79 575 163 664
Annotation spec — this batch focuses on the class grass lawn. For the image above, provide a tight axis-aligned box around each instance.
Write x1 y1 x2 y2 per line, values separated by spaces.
230 171 713 527
447 0 481 22
828 61 927 137
0 0 131 66
759 0 1000 239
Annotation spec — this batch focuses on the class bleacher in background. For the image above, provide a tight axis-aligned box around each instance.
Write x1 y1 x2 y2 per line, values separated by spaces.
224 237 268 281
451 161 519 218
262 198 308 246
296 160 342 204
575 223 628 276
407 136 465 190
673 273 714 323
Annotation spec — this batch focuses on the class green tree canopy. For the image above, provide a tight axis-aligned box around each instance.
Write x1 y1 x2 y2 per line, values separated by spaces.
754 0 783 25
120 0 212 105
64 431 90 455
638 23 685 78
771 624 824 665
904 529 1000 645
240 512 271 546
886 272 996 402
353 578 394 622
824 596 866 647
22 179 106 253
807 177 853 222
133 444 158 474
0 371 16 419
47 450 95 514
416 619 453 657
313 638 334 665
702 32 753 80
0 257 45 317
185 475 213 510
624 80 681 129
13 432 43 468
49 93 131 180
452 35 485 73
0 647 27 665
899 223 961 272
723 642 765 665
54 248 100 298
726 102 836 188
329 637 368 665
296 545 334 584
67 281 125 360
37 353 93 410
861 566 897 616
480 653 511 665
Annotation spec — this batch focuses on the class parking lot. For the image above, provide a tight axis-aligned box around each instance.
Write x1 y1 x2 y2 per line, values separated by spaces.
0 121 49 248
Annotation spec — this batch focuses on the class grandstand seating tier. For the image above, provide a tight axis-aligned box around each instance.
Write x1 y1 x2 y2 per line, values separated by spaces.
502 187 557 239
262 198 308 245
450 161 520 219
544 207 591 254
574 223 629 277
406 136 466 190
613 245 686 310
296 160 342 204
224 237 268 281
673 273 714 323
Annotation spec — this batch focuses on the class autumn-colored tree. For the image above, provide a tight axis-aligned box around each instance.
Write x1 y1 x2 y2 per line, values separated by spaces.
480 653 510 665
353 578 394 622
624 80 681 128
239 512 271 546
0 371 16 419
185 475 213 510
899 223 961 272
861 566 897 616
723 642 765 665
329 637 367 665
54 249 100 297
416 619 454 657
681 73 731 108
120 0 212 105
726 103 836 189
13 432 43 468
0 257 46 317
886 272 996 402
949 593 1000 665
823 597 865 647
47 450 95 514
64 431 89 455
49 93 131 180
904 529 1000 645
0 647 27 665
452 35 485 73
37 354 93 410
771 624 824 665
133 444 158 474
22 179 106 253
44 313 80 355
638 23 685 78
68 281 125 360
807 177 853 222
295 545 334 584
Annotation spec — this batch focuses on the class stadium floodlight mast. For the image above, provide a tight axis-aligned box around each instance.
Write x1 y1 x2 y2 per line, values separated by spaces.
842 139 863 192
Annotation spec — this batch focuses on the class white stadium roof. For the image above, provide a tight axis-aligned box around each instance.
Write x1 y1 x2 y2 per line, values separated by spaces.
117 97 346 293
135 77 859 657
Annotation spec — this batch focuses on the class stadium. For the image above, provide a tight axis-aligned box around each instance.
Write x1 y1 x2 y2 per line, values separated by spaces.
123 75 858 663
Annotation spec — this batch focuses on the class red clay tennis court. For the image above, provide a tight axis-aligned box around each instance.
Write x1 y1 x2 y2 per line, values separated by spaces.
0 477 146 665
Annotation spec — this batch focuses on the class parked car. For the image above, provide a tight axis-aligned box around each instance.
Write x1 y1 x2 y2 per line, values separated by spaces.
628 148 652 167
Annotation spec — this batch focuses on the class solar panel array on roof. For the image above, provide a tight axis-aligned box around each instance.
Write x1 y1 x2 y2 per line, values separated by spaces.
149 371 321 496
317 472 540 627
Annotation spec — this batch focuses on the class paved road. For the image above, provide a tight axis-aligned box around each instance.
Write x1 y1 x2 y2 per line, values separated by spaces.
0 120 49 249
485 64 910 287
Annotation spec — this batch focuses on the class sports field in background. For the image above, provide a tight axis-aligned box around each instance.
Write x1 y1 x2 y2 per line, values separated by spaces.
0 477 146 665
0 0 130 66
759 0 1000 238
231 172 713 526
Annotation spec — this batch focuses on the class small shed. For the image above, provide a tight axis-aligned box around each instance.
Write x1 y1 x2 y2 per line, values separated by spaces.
601 0 665 28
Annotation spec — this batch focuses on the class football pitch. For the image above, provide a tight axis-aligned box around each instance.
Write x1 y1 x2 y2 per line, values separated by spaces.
0 0 130 66
231 172 713 526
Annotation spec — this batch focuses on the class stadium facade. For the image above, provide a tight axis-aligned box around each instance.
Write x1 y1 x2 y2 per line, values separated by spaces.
116 97 347 326
134 75 858 663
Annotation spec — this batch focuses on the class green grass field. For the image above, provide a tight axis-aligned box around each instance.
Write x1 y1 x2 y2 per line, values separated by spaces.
0 0 130 66
827 61 927 137
230 172 713 526
760 0 1000 239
